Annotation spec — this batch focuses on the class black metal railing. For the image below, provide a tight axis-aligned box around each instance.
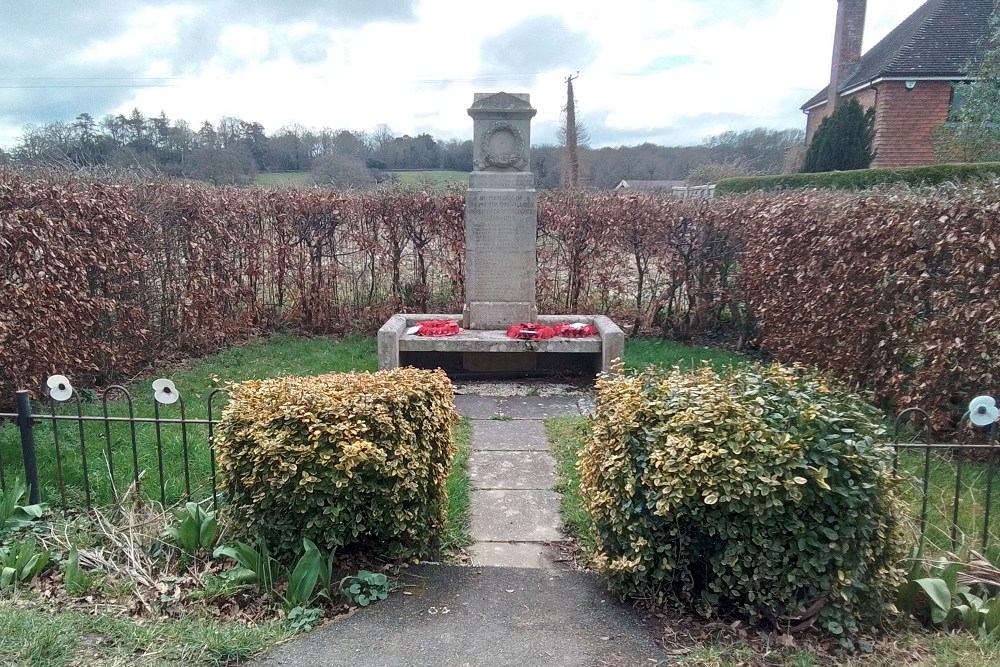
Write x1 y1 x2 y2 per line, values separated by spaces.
893 407 1000 554
0 377 225 511
3 379 1000 555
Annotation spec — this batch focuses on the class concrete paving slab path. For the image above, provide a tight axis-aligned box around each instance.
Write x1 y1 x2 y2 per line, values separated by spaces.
471 489 562 542
499 396 584 419
249 565 667 667
470 419 549 451
470 450 557 490
454 394 503 419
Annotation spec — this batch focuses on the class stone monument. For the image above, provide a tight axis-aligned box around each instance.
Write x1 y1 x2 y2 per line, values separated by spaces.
378 92 623 376
464 93 538 329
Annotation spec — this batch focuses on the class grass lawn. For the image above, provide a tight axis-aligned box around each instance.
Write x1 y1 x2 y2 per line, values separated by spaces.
442 417 473 554
895 448 1000 555
624 337 747 372
0 335 377 507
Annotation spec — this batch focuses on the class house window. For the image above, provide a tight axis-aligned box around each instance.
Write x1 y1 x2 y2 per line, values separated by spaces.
948 82 970 122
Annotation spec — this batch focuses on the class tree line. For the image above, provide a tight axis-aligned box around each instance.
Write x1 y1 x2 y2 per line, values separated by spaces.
0 107 807 188
0 110 475 185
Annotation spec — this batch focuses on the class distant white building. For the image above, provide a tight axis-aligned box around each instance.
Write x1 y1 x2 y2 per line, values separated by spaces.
613 179 686 191
614 179 716 199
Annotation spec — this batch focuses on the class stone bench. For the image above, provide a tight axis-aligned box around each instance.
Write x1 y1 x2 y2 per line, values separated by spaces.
378 314 624 376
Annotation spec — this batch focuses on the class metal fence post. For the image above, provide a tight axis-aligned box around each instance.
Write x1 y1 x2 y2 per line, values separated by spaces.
15 390 40 505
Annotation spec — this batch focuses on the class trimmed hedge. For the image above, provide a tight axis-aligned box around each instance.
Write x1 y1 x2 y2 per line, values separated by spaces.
580 364 909 636
214 368 458 561
716 162 1000 194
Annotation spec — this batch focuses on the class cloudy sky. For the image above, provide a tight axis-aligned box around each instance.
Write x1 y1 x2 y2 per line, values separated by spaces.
0 0 928 149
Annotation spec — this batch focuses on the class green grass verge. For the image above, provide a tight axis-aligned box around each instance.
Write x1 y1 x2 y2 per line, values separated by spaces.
0 600 293 667
441 417 473 554
623 337 746 373
0 334 376 507
546 416 595 558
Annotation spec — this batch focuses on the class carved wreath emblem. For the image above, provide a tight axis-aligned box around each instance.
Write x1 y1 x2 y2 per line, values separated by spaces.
481 121 526 170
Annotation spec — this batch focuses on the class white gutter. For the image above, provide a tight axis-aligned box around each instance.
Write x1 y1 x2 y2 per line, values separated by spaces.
802 75 978 112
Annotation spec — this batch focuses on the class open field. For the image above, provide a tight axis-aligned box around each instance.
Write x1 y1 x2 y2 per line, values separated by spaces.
255 170 467 189
255 171 315 188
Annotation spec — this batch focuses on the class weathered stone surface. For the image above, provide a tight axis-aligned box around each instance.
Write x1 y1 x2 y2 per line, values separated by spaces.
463 180 538 329
464 301 537 331
471 419 549 451
374 91 627 375
376 314 621 374
469 171 535 189
463 93 538 330
376 314 406 371
470 450 557 490
594 315 625 373
471 489 561 542
468 92 536 173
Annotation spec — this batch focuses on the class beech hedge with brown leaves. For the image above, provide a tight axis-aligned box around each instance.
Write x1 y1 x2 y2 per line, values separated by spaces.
1 170 997 426
736 185 1000 428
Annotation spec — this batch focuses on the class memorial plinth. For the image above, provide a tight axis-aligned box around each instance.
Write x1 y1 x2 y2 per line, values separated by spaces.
377 92 624 377
378 314 623 376
464 172 537 329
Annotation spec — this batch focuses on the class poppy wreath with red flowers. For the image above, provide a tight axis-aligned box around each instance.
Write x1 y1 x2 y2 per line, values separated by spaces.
552 322 598 338
505 323 556 340
416 320 461 337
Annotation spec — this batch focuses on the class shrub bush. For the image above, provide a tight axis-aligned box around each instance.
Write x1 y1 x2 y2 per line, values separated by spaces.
214 368 458 561
716 162 1000 193
580 363 910 636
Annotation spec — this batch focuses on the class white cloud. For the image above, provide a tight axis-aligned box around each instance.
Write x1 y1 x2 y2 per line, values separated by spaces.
0 0 934 149
79 5 201 64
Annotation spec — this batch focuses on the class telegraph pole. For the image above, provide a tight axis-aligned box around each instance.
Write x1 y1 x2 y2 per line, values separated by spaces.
563 73 579 189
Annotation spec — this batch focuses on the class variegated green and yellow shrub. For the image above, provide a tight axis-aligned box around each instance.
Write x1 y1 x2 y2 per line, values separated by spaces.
580 364 910 637
214 368 458 561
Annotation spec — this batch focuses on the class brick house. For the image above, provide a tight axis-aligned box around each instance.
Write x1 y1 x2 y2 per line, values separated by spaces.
802 0 994 168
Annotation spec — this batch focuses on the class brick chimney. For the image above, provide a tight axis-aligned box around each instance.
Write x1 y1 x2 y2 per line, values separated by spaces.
828 0 867 108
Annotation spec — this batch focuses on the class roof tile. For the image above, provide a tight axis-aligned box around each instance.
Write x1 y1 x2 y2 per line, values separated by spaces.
803 0 995 109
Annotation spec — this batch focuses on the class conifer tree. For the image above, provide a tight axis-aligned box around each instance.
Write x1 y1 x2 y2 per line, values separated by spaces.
802 99 876 172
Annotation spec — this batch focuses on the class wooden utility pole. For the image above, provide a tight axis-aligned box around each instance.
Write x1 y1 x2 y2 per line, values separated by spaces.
563 73 579 189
